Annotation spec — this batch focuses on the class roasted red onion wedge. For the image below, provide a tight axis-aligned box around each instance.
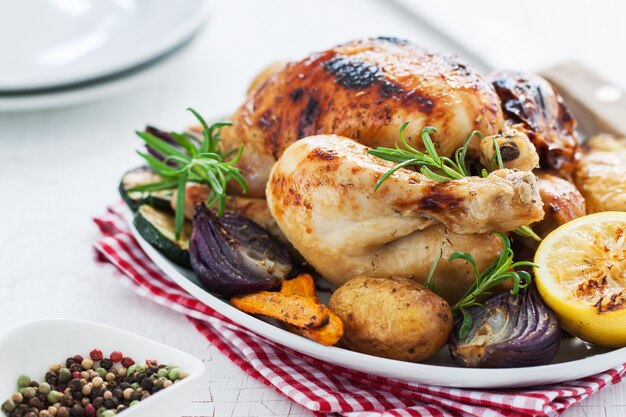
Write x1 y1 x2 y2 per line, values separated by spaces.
190 204 292 297
449 288 561 368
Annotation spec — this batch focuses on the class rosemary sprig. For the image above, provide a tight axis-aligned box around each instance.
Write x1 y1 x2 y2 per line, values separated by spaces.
448 233 536 339
368 123 540 241
129 108 248 238
368 123 481 189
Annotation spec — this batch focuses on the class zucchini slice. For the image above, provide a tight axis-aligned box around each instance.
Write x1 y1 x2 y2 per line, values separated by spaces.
119 167 174 212
133 205 192 268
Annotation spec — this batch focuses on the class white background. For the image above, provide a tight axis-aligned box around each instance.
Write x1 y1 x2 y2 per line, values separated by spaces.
1 1 625 416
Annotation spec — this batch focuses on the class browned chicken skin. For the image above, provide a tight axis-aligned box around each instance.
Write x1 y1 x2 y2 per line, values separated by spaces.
489 70 579 178
222 37 504 197
575 135 626 213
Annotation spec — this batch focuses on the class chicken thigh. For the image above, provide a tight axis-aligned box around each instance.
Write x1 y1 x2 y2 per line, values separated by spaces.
222 37 504 197
267 135 544 301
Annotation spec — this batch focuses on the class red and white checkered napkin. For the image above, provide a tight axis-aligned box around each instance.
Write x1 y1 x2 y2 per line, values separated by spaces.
93 204 625 417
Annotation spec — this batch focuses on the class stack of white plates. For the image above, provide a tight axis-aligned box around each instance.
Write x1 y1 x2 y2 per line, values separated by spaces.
0 0 209 111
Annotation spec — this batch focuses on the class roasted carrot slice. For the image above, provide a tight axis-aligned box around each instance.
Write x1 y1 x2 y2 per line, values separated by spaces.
231 291 329 329
281 273 317 299
282 274 344 346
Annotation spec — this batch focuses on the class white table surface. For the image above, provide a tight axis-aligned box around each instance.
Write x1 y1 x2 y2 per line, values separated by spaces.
1 1 625 416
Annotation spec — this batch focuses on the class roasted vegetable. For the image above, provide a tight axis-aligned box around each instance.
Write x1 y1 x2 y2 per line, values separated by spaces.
280 274 344 346
449 287 561 368
119 167 174 212
329 276 453 362
133 205 191 268
232 291 330 329
190 204 291 297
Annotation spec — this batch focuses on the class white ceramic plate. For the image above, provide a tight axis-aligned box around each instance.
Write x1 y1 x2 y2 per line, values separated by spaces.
0 0 209 92
0 36 191 112
0 319 206 417
126 209 626 389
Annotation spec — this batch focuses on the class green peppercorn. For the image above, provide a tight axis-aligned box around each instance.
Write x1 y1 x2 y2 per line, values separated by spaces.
95 367 107 378
18 374 32 387
22 387 36 398
167 368 180 381
101 409 116 417
59 368 72 384
39 382 51 395
137 364 147 373
126 365 137 377
129 400 139 407
96 407 106 417
157 368 168 378
2 399 16 412
130 383 139 390
47 390 63 404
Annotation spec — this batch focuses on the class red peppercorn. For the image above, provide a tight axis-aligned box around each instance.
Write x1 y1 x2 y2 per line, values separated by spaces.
121 357 135 368
84 403 96 417
110 351 123 363
72 371 81 379
73 354 84 363
145 359 158 367
90 349 103 361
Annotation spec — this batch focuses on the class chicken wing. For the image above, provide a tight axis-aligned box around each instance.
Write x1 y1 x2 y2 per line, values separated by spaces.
489 70 579 177
575 134 626 213
222 37 504 197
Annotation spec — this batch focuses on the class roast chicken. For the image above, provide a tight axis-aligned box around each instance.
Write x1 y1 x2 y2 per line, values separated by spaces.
220 37 504 198
175 37 618 302
575 135 626 213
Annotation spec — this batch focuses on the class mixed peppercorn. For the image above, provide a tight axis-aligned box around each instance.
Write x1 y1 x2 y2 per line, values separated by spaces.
2 349 188 417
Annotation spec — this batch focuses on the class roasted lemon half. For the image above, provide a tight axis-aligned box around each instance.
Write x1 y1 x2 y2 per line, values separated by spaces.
534 211 626 347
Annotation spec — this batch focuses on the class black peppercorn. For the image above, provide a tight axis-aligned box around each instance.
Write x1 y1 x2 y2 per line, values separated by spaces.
112 388 123 400
90 388 103 399
145 367 157 376
44 372 58 386
70 404 84 417
118 382 130 391
69 364 82 373
68 379 83 392
28 381 39 389
99 359 113 371
103 398 117 409
140 378 153 391
65 358 77 368
91 397 104 409
26 397 40 409
9 409 24 417
133 373 146 383
131 392 142 402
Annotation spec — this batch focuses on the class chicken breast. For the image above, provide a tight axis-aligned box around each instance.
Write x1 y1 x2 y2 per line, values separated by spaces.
575 134 626 213
267 135 544 300
222 37 504 197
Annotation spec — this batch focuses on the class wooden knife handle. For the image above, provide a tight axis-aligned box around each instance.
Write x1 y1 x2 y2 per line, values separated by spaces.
540 63 626 137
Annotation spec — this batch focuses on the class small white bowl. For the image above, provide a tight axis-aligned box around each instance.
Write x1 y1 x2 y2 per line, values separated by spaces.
0 319 206 416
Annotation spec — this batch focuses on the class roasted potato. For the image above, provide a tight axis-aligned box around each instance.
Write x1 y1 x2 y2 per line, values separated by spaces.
329 276 452 362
